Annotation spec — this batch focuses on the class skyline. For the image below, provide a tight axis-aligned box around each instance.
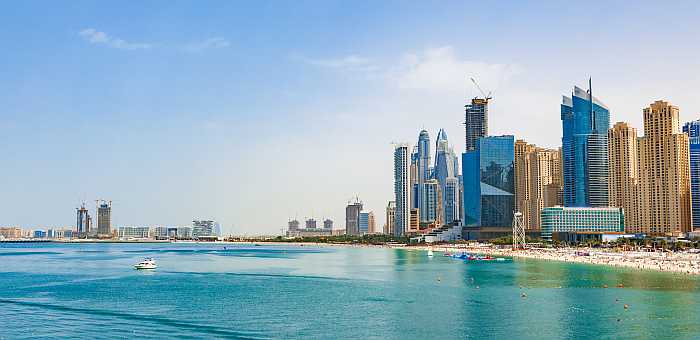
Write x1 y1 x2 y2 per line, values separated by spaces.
3 1 700 233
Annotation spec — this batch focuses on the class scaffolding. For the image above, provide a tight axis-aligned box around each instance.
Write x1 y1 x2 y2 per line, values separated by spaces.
512 212 526 250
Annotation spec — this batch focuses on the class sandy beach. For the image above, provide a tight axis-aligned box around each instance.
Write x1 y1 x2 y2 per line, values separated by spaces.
423 244 700 275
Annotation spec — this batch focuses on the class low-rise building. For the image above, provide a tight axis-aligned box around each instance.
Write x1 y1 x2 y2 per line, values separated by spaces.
0 227 23 239
118 226 151 239
540 206 624 241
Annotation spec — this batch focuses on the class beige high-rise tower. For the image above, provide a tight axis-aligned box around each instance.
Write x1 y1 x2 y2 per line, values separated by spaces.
515 140 562 230
638 100 692 235
608 122 640 232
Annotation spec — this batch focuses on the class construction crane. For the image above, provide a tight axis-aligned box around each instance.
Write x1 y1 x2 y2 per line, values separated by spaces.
470 77 493 101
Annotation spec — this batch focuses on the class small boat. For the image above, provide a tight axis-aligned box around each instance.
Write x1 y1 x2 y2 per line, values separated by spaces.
134 258 157 270
427 248 434 257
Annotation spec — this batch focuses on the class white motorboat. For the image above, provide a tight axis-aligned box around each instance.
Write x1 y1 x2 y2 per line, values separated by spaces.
134 258 157 270
427 248 434 257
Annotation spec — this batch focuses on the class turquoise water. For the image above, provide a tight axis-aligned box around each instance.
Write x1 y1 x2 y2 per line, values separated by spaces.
1 243 699 339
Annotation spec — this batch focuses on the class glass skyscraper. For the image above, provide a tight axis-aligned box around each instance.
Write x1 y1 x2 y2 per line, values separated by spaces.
416 130 431 221
433 128 460 224
561 81 610 207
394 144 411 237
462 135 515 228
683 120 700 229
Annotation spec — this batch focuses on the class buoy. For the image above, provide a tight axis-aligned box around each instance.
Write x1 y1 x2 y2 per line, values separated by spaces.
617 283 624 288
624 304 629 310
521 292 527 298
603 284 608 288
476 285 480 289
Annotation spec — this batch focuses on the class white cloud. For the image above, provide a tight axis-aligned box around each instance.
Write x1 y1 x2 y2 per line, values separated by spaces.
296 54 379 74
394 46 519 94
184 37 231 52
78 28 152 50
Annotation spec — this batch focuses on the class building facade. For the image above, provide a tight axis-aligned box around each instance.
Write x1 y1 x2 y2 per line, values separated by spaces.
683 120 700 230
192 220 217 238
394 144 411 237
345 198 363 236
385 201 396 235
323 219 333 230
0 227 22 239
465 98 489 152
514 140 562 230
76 203 91 235
416 130 431 222
305 218 317 230
561 82 610 207
96 200 112 236
462 135 515 228
433 128 460 224
638 100 692 235
540 206 624 240
423 179 443 226
118 226 150 239
608 122 640 232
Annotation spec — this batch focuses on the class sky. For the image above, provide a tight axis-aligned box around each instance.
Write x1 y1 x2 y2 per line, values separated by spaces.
2 1 700 234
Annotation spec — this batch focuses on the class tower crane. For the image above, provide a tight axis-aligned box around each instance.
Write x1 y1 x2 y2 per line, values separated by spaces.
470 77 493 101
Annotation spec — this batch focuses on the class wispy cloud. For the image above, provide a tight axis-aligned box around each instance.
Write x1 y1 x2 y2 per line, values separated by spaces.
184 37 231 52
394 46 520 93
78 28 152 50
295 54 379 74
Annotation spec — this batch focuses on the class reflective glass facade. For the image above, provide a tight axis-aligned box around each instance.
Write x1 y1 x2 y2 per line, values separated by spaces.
683 120 700 229
561 85 610 207
462 135 515 228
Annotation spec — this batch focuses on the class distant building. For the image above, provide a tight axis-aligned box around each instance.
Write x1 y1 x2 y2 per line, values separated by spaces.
177 226 193 239
462 135 515 229
683 120 700 230
345 198 363 236
540 206 624 241
394 144 411 237
33 230 46 238
608 122 640 232
0 227 22 239
384 201 396 235
305 218 317 229
192 220 217 239
359 211 375 235
96 200 112 236
424 179 443 226
561 81 610 207
638 100 692 235
433 129 460 225
118 226 150 239
409 208 420 233
76 203 91 235
415 130 431 222
288 219 300 232
323 219 333 229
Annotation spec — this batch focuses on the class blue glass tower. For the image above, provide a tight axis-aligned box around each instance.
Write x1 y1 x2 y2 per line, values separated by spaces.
433 129 459 224
683 120 700 229
462 135 515 227
561 81 610 207
417 130 431 221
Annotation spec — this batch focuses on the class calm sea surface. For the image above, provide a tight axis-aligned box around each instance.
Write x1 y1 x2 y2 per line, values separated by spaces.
1 243 699 339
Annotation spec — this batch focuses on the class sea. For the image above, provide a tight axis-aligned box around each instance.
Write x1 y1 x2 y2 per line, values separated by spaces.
1 242 699 339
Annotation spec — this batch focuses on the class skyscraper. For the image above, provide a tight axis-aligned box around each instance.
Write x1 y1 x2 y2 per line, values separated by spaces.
394 144 411 237
359 211 375 234
514 140 562 230
423 179 443 226
465 98 488 151
345 198 363 236
385 201 396 235
433 128 460 224
683 120 700 230
415 130 431 221
76 202 91 235
638 100 692 235
561 81 610 207
96 200 112 236
608 122 640 232
462 135 515 229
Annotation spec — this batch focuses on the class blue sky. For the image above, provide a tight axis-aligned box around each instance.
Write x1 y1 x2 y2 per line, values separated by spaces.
2 1 700 234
